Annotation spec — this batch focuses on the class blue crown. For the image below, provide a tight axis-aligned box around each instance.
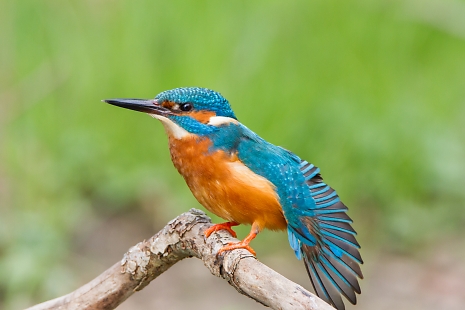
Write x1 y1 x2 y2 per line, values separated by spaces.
155 87 236 119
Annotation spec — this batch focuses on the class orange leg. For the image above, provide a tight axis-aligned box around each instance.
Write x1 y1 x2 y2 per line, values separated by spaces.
205 221 239 238
217 222 261 256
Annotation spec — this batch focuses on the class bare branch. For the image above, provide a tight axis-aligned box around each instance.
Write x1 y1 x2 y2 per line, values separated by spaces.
27 209 335 310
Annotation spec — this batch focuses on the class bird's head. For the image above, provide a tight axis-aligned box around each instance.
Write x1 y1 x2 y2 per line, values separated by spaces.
104 87 237 138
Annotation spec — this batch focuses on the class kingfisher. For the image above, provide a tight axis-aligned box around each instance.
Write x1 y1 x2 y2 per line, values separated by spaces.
104 87 363 310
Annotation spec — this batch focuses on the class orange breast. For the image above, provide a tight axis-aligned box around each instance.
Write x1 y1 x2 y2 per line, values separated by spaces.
168 135 287 231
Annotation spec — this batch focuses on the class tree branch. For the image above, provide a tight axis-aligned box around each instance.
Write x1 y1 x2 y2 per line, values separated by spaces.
27 209 335 310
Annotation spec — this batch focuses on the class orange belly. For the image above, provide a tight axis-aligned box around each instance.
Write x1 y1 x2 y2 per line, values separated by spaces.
168 136 287 231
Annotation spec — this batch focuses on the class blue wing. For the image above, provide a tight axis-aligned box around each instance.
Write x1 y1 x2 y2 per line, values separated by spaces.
296 160 363 310
209 123 363 310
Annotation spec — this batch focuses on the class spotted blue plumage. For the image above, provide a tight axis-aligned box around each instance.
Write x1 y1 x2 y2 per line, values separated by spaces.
156 87 236 119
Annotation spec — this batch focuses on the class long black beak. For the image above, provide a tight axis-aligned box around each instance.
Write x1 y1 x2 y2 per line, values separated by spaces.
103 98 170 115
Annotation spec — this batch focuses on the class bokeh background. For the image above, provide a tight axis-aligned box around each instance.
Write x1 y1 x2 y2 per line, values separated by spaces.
1 0 465 309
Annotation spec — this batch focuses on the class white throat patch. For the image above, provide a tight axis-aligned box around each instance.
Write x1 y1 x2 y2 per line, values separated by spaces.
149 114 190 139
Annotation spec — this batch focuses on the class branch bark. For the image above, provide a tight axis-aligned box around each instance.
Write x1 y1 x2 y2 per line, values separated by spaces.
27 209 335 310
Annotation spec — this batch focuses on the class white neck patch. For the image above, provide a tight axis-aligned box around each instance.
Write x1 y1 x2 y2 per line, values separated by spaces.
149 114 190 139
207 116 238 126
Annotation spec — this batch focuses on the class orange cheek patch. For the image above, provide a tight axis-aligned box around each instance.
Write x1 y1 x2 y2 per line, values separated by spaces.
162 100 176 109
189 110 216 123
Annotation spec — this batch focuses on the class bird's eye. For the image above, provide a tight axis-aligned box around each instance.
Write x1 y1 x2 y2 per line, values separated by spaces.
180 103 193 112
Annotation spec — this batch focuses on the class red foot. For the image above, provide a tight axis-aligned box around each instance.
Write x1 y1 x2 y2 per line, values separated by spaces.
217 241 257 256
205 222 239 238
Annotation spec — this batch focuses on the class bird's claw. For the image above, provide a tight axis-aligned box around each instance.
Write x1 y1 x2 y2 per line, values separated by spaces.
205 222 238 238
217 241 257 256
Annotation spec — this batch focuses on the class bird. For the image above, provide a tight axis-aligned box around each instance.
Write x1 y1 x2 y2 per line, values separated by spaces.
104 87 363 310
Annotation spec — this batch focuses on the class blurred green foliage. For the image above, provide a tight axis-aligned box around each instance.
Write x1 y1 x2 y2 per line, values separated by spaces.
1 0 465 308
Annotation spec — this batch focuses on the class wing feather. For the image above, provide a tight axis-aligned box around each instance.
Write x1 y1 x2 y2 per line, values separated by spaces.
225 126 363 310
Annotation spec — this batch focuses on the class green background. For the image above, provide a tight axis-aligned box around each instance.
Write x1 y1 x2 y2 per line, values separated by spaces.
1 0 464 309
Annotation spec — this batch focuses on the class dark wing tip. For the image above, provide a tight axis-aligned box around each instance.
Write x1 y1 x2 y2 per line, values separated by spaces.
302 244 362 310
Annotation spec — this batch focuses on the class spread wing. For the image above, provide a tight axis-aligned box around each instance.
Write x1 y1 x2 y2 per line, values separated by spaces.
294 160 363 310
211 123 363 310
